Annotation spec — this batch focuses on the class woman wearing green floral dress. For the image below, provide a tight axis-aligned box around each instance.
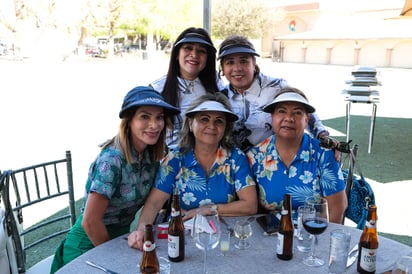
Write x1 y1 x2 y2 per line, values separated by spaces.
50 86 180 273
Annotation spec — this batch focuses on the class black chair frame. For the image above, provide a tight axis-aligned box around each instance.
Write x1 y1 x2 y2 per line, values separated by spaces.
0 151 76 273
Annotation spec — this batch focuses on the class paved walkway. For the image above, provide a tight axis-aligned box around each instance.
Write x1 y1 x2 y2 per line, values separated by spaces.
1 56 411 236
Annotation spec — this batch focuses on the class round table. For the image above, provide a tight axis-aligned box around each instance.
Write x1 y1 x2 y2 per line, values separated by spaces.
56 216 411 274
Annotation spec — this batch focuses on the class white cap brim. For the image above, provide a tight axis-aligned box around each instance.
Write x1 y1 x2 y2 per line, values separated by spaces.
185 101 238 121
263 92 315 113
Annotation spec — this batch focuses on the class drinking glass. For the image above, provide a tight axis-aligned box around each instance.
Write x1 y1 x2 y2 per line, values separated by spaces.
297 205 313 252
302 197 329 267
193 207 220 274
392 255 412 274
219 230 231 256
234 220 253 250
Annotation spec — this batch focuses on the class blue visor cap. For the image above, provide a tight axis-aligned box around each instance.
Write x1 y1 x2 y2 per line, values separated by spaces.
218 44 260 60
119 86 180 118
174 33 216 52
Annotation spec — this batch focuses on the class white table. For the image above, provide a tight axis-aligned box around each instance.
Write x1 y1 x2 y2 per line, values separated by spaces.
56 216 411 274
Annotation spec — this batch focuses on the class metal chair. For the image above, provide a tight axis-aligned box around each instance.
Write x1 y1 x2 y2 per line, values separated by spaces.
0 151 76 273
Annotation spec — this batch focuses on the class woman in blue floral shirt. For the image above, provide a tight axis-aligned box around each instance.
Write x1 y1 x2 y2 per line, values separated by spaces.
247 87 347 223
128 93 257 251
50 86 180 273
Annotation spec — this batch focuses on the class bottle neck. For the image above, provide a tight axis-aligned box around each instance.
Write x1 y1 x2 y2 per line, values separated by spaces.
143 224 156 251
364 219 377 233
171 194 181 217
284 194 291 209
365 206 378 231
283 194 292 218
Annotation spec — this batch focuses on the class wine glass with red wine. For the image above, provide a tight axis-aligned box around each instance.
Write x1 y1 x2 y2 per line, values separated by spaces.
302 197 329 267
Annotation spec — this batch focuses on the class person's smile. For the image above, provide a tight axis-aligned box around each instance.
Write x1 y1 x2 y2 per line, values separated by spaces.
186 58 200 66
144 130 160 138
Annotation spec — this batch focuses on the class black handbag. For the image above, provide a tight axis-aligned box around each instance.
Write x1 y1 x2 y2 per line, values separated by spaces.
342 146 376 229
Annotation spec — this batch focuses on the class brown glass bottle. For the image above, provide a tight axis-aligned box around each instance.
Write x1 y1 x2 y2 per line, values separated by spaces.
168 193 185 262
357 205 379 274
140 224 160 274
276 194 294 260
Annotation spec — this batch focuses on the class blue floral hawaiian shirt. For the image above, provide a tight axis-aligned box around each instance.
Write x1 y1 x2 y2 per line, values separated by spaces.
246 133 345 211
154 146 256 210
83 145 157 227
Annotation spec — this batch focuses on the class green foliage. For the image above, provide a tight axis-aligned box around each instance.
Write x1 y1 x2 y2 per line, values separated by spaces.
211 0 286 39
116 0 202 42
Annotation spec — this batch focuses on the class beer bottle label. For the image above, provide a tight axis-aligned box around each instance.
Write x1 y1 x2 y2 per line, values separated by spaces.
143 240 156 252
365 220 376 228
171 207 180 217
168 235 180 258
276 234 284 254
359 247 377 272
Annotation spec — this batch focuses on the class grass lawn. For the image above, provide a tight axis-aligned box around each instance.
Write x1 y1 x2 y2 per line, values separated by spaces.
323 115 412 183
24 199 83 269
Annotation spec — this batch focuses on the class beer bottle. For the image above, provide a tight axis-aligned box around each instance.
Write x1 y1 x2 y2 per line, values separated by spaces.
276 194 294 260
168 191 185 262
140 224 160 274
357 205 379 274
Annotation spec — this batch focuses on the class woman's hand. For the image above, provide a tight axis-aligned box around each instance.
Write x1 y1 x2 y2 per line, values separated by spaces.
128 229 145 251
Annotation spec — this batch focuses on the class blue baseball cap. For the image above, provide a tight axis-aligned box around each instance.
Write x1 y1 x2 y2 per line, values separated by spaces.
218 44 260 60
119 86 180 118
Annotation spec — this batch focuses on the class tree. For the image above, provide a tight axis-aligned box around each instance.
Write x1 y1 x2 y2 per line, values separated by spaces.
0 0 89 58
116 0 202 50
211 0 285 39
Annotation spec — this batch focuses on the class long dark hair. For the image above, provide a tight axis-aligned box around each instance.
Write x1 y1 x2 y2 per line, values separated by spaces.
162 27 219 108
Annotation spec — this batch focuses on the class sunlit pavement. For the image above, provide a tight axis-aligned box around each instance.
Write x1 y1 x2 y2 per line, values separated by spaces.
1 54 411 236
